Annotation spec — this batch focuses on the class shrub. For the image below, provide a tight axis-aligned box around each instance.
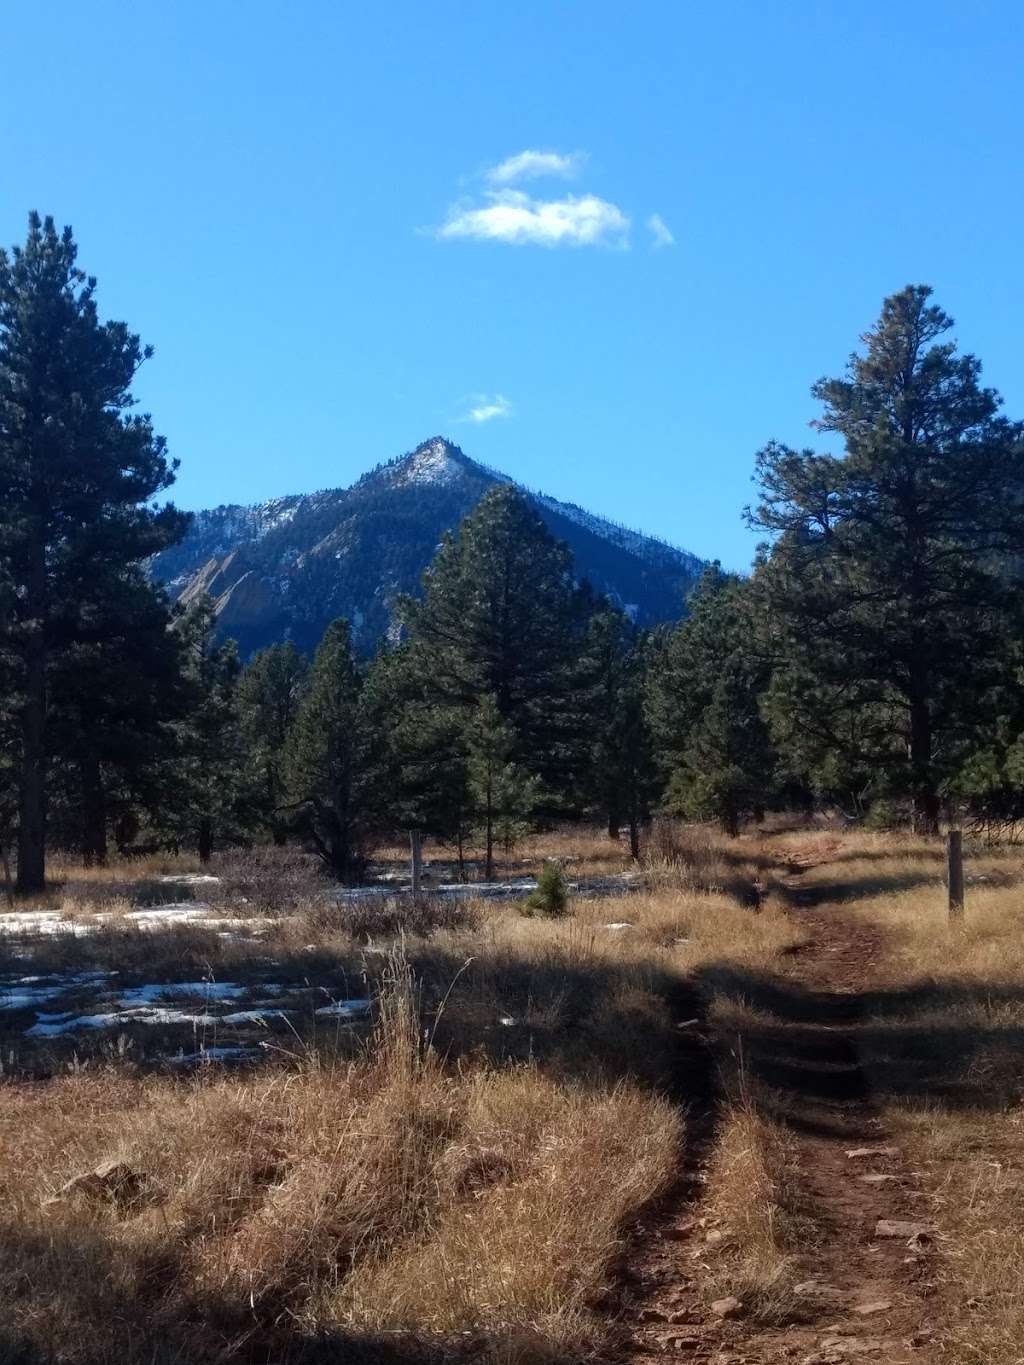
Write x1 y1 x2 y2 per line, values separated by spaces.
524 861 569 917
207 846 327 915
340 894 482 941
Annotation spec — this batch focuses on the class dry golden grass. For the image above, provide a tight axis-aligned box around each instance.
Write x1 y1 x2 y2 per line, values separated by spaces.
891 1105 1024 1365
0 954 681 1364
698 1095 816 1323
0 823 808 1363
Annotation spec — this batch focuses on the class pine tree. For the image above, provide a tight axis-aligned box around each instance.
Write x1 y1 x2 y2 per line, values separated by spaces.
648 566 777 835
467 694 541 879
238 641 308 844
749 286 1024 832
400 485 591 807
583 605 659 854
161 597 252 863
360 643 472 871
0 214 186 890
47 570 189 864
284 618 368 880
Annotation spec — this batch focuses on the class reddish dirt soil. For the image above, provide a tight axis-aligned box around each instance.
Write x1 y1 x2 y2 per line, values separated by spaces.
608 850 941 1365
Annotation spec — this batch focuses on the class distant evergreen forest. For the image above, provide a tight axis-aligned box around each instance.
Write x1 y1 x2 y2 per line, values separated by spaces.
3 213 1024 892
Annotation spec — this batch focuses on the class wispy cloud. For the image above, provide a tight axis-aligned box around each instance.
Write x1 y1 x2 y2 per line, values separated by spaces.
647 213 675 249
457 393 514 424
486 149 584 184
438 190 629 248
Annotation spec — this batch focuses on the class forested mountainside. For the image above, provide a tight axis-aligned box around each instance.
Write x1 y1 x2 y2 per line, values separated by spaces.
151 437 706 655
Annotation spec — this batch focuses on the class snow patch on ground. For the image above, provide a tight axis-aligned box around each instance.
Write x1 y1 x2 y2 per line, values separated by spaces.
26 1007 219 1037
220 1009 290 1025
118 982 249 1007
314 998 372 1019
0 902 264 938
156 873 222 887
172 1045 263 1065
330 872 640 903
0 986 70 1010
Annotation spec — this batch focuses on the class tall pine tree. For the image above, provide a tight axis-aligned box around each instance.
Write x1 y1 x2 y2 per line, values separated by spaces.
284 618 368 880
648 566 777 835
239 641 308 844
163 597 252 863
750 286 1024 831
0 214 186 890
400 485 591 808
583 605 658 855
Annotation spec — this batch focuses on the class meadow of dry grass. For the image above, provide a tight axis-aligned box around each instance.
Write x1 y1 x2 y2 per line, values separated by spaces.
0 823 802 1364
15 823 1024 1363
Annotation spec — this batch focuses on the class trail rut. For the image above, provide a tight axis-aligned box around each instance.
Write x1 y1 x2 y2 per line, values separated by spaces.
609 851 941 1365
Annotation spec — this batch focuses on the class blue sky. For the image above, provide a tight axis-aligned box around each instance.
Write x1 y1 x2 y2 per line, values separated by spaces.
3 1 1023 570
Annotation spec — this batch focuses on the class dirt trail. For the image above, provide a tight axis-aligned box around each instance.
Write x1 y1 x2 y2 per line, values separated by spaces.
611 849 940 1365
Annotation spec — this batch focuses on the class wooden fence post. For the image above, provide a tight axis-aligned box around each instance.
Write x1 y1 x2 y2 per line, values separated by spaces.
410 829 423 899
947 829 964 920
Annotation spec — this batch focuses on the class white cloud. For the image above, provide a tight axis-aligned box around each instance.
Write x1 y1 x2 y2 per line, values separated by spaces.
458 394 514 424
438 190 630 248
486 149 584 184
647 213 675 249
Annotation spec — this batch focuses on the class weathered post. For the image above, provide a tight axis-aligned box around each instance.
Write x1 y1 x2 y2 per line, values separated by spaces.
947 829 964 920
410 829 423 899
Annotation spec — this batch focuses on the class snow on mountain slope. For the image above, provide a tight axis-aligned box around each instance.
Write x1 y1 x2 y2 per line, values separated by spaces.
151 437 706 657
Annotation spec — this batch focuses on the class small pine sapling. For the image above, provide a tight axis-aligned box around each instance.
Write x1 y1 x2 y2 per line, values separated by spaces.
524 860 569 917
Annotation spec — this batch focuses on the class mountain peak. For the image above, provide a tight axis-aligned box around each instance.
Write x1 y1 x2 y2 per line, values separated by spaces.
391 436 471 488
151 438 707 657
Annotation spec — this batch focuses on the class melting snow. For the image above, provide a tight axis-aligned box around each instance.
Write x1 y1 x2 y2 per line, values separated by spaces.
26 1007 219 1037
156 873 221 887
172 1045 262 1065
0 912 102 937
0 986 70 1010
220 1009 290 1025
118 982 249 1007
314 998 372 1019
126 902 213 921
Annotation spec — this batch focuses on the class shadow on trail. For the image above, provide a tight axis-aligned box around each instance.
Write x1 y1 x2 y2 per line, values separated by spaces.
694 961 1024 1129
779 870 938 905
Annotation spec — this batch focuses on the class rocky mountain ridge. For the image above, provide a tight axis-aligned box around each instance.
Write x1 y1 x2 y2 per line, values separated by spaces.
150 437 706 656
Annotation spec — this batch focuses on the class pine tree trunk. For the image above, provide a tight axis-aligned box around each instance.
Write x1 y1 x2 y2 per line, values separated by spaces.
198 817 213 865
607 814 620 839
81 757 107 867
484 807 494 882
628 814 641 862
721 807 739 838
909 698 940 835
410 829 423 897
17 548 47 894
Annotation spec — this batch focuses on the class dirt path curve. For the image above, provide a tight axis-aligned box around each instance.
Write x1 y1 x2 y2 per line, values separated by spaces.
608 849 940 1365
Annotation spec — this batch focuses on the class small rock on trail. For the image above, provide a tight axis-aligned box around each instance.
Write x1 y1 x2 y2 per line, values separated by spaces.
710 1295 743 1318
874 1220 933 1240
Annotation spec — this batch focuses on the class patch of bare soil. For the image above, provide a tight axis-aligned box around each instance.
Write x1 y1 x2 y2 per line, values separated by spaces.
608 848 941 1365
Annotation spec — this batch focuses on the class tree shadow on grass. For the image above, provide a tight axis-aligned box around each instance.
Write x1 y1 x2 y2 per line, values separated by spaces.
0 1220 475 1365
778 870 940 905
693 960 1024 1134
